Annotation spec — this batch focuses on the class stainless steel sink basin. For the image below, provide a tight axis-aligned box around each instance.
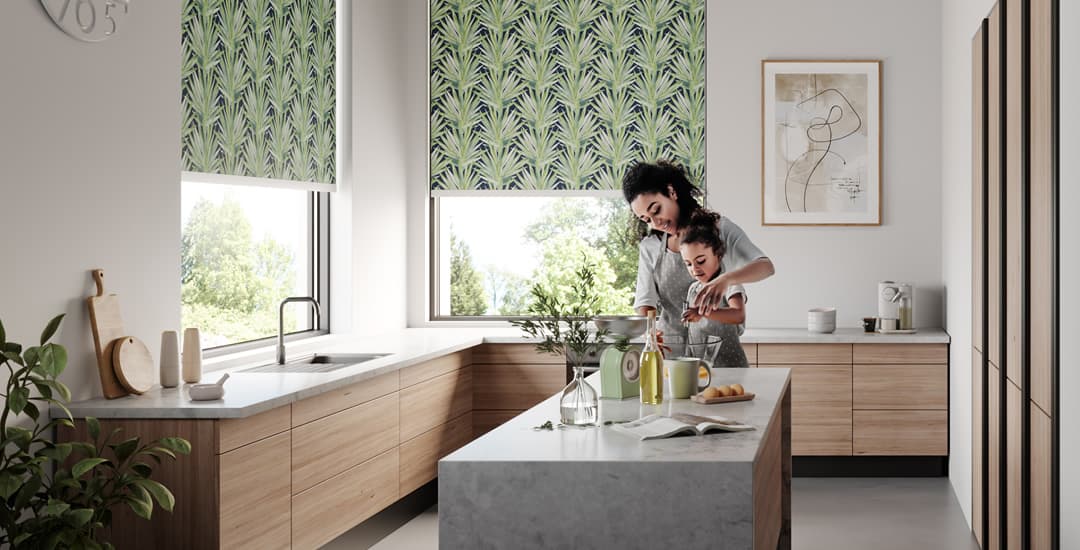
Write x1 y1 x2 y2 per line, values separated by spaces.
241 353 391 374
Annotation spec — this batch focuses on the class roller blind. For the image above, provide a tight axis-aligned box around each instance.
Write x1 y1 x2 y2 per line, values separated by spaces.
429 0 706 192
181 0 336 186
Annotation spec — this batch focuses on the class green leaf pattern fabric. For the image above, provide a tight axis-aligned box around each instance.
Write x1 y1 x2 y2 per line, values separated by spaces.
430 0 705 191
182 0 336 184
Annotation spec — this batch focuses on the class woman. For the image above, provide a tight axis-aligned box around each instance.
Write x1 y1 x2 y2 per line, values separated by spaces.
622 160 775 338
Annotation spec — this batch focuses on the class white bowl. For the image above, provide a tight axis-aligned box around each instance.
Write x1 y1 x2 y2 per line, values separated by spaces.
808 308 836 333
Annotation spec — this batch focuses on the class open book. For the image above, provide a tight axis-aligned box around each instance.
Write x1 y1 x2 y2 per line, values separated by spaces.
611 413 755 441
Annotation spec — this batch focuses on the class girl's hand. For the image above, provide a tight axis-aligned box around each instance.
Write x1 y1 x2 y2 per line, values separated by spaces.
681 308 702 323
693 274 730 312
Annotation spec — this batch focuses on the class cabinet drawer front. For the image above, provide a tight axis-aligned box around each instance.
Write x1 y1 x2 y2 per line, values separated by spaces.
292 392 400 494
473 364 565 410
400 366 473 441
852 343 948 364
757 344 850 364
472 344 564 364
853 410 948 455
292 370 399 427
400 350 470 388
742 343 757 364
473 410 524 438
853 364 947 410
292 448 400 550
220 432 291 549
759 364 851 455
399 412 473 496
218 405 291 454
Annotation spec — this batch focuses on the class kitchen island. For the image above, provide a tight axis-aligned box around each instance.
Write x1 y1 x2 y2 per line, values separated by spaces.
439 368 792 550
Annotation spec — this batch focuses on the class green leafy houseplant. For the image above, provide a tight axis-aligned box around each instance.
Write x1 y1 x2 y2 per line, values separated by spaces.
0 314 191 549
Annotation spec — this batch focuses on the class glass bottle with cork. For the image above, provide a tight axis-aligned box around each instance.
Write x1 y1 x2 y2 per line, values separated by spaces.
639 310 663 404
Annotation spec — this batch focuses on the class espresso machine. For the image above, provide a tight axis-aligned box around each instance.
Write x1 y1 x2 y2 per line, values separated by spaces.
877 281 914 330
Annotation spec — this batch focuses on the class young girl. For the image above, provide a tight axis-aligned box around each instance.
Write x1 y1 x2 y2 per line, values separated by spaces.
679 209 751 368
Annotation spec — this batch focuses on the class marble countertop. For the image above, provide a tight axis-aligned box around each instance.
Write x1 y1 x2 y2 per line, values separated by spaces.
443 368 790 464
57 326 946 420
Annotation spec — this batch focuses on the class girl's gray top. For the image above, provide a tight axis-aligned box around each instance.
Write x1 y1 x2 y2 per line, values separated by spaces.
632 216 767 339
686 281 750 368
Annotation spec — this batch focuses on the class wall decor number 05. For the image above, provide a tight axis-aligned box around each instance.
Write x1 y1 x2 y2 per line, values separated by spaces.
41 0 130 42
761 60 882 226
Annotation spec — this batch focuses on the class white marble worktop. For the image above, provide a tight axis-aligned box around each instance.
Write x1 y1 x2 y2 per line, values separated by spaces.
443 368 790 464
57 326 947 420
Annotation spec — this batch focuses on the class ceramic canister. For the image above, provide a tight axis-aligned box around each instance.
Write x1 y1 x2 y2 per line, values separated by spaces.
159 330 180 387
182 328 202 384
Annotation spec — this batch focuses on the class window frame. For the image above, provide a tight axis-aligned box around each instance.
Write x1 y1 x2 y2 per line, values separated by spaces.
182 174 331 356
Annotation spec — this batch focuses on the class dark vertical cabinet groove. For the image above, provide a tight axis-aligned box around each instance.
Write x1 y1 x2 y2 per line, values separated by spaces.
973 1 1058 549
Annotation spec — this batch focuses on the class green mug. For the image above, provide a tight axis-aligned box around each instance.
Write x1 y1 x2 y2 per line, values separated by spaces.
664 357 712 399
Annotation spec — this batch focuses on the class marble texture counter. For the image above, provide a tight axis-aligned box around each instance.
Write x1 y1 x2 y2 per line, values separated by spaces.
439 368 792 549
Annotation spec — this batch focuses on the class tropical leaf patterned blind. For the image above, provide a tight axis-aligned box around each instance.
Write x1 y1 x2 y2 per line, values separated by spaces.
182 0 336 185
430 0 705 192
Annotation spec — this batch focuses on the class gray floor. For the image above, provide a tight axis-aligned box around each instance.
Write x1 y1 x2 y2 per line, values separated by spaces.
326 478 979 550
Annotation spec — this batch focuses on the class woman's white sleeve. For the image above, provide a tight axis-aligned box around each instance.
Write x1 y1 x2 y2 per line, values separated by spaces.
633 242 658 310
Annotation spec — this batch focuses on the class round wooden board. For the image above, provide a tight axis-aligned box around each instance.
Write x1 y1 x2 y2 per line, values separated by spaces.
112 336 154 394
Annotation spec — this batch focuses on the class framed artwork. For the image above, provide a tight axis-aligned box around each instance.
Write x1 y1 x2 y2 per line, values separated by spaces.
761 60 881 225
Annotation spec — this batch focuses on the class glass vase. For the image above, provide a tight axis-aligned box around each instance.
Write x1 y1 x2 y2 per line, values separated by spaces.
559 365 599 426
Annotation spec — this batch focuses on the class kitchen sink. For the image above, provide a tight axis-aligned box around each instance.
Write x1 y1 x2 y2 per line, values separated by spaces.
241 353 391 374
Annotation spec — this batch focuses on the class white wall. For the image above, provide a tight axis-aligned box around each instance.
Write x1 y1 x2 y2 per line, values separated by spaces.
0 3 181 401
941 0 996 528
1060 0 1079 544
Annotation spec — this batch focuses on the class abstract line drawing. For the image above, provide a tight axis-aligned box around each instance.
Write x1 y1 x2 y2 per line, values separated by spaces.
762 61 881 225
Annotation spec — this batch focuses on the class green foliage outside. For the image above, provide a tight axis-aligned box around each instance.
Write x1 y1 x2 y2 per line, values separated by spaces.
181 197 297 345
449 233 488 316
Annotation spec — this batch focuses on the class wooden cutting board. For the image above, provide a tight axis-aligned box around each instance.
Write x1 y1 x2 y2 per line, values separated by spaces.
690 392 756 405
112 336 154 394
87 269 130 399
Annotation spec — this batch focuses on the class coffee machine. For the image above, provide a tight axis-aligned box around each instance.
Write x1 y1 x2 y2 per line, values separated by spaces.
878 281 914 330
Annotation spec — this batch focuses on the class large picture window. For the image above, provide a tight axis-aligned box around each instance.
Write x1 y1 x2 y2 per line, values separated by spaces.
433 195 639 318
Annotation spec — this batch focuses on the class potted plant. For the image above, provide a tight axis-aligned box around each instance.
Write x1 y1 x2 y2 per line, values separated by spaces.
0 314 190 549
511 258 610 426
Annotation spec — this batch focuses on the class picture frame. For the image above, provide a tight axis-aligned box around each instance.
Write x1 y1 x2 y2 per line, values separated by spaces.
761 60 882 226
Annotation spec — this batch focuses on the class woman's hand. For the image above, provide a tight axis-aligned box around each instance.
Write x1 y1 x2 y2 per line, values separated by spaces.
692 274 730 312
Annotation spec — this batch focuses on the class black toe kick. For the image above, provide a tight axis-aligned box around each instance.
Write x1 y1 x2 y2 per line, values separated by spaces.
793 456 948 477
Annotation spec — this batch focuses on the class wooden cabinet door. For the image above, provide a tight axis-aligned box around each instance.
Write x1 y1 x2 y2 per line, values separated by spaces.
759 364 851 455
853 410 947 456
400 366 473 441
400 412 474 495
220 432 291 550
853 364 947 410
473 363 565 410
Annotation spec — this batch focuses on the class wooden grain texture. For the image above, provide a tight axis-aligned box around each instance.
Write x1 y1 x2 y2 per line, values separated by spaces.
1006 380 1022 549
58 418 219 550
753 396 782 550
86 269 130 399
473 363 566 410
853 410 948 456
973 349 985 545
1004 0 1024 389
472 343 565 364
852 364 947 410
1031 402 1052 550
779 381 792 549
400 350 470 388
742 343 757 364
473 409 524 438
759 364 851 455
217 404 291 453
400 365 473 441
987 5 1002 372
989 360 1001 550
973 23 986 354
755 344 850 365
852 344 948 364
220 432 291 550
399 412 473 496
291 370 399 427
292 392 400 494
291 448 400 550
112 336 154 394
1029 0 1054 415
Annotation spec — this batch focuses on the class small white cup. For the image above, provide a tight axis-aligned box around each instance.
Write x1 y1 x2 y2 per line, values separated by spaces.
159 331 180 388
807 307 837 333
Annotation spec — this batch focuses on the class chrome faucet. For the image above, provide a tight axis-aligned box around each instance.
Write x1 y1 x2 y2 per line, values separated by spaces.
278 297 321 364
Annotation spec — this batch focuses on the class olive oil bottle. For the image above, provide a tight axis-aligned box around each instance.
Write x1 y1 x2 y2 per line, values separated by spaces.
639 310 663 404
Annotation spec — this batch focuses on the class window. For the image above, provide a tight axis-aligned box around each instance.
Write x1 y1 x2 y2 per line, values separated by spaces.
181 181 328 350
433 195 639 319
